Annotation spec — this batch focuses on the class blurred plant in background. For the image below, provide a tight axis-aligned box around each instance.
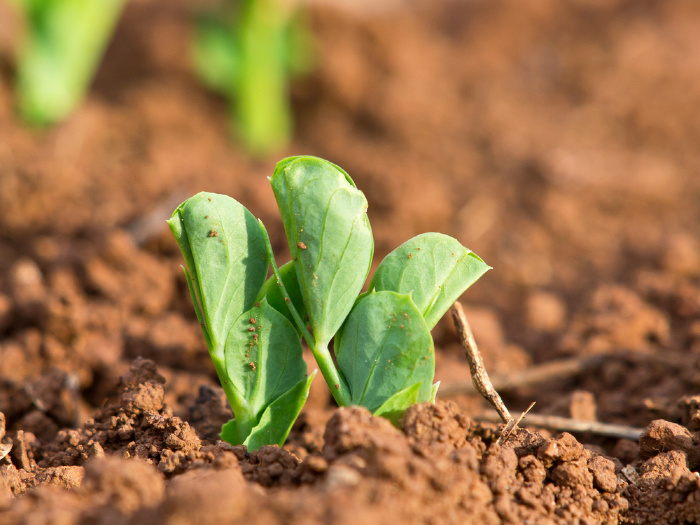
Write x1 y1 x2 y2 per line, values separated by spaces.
9 0 125 125
6 0 313 156
192 0 314 156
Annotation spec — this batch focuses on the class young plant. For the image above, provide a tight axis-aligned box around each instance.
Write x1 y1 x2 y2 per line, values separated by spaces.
11 0 126 125
169 156 489 449
192 0 313 156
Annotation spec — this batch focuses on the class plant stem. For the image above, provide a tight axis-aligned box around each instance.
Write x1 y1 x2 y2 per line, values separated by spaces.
16 0 126 124
311 342 351 407
210 353 254 439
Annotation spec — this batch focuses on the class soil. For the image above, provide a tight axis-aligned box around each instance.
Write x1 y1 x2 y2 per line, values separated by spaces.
1 0 700 523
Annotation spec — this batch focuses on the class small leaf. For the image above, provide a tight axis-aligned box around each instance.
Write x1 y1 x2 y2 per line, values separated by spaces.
335 291 434 412
244 372 316 451
224 300 307 422
220 418 240 446
255 260 307 331
373 382 423 426
271 156 373 348
168 192 268 363
369 233 490 329
431 381 440 402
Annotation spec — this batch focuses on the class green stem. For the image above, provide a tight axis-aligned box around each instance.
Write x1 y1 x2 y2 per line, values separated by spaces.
311 342 351 406
16 0 126 125
259 220 352 406
210 353 254 440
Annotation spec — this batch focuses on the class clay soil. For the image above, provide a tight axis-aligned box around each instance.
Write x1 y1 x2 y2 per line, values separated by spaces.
2 1 700 523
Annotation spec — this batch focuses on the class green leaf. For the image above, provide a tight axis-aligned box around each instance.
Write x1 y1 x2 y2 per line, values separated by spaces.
431 381 441 402
369 233 490 329
192 15 239 95
15 0 126 125
373 382 423 426
168 192 268 363
244 372 316 451
220 418 241 446
271 156 373 348
255 260 307 331
335 291 434 412
224 300 307 429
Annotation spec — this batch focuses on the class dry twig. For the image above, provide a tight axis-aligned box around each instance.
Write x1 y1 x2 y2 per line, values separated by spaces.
477 411 644 441
439 349 690 398
450 302 511 423
498 401 536 444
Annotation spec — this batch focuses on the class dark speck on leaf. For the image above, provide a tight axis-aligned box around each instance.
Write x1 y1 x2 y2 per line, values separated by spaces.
335 384 340 389
247 327 255 332
297 241 307 250
204 215 209 219
255 302 260 307
208 197 212 201
407 253 412 259
209 230 218 237
253 335 258 342
250 318 256 324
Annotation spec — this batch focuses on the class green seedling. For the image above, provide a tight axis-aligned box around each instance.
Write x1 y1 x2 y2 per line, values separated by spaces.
169 156 489 449
192 0 313 156
11 0 126 125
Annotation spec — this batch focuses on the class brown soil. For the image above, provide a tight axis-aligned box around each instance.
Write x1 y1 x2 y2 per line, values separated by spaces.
2 0 700 523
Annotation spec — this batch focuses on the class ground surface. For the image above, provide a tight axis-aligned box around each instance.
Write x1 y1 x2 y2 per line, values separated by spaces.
1 0 700 523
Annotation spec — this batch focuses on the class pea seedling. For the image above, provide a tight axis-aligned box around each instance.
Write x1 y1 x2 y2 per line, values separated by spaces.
192 0 312 155
10 0 125 125
169 156 489 449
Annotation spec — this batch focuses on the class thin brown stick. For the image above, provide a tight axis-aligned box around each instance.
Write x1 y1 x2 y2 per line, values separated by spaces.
498 401 536 444
476 411 644 441
439 350 690 398
451 302 511 423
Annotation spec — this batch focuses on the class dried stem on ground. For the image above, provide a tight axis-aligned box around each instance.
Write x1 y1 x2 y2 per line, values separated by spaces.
477 411 644 441
439 350 691 397
450 302 512 423
499 401 536 444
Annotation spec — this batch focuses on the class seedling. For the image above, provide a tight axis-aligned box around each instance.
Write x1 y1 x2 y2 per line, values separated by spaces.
169 156 489 449
10 0 125 125
192 0 313 155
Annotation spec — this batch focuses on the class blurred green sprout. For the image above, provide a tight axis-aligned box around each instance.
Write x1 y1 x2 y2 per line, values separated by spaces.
192 0 313 156
10 0 125 125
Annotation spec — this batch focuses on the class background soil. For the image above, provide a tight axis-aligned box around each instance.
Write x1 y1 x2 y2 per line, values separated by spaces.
1 0 700 523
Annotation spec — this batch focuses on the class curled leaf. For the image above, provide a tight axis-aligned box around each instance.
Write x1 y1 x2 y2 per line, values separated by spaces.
168 192 268 362
271 156 373 348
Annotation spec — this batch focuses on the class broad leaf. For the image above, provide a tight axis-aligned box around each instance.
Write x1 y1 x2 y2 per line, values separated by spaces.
244 372 316 450
224 300 307 420
335 291 434 412
255 260 307 331
373 382 423 426
369 233 490 329
168 192 268 362
271 156 373 347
